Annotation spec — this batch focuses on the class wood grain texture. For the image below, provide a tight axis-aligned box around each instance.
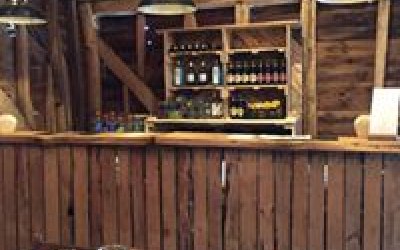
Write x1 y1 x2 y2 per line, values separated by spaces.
258 151 274 250
17 146 31 249
117 148 132 246
0 147 4 250
161 148 177 250
239 150 258 250
100 147 118 244
224 149 240 250
146 147 161 250
59 146 72 245
383 154 400 250
73 146 90 246
193 148 208 250
89 147 102 246
292 152 309 250
44 147 60 243
363 154 383 250
327 153 345 250
4 146 17 250
131 148 145 249
375 0 391 87
275 151 292 250
208 149 223 250
345 154 362 250
309 153 325 250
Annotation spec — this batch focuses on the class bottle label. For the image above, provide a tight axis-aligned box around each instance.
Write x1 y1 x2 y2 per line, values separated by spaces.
199 73 207 83
250 73 257 84
236 74 242 84
242 74 249 84
227 74 234 84
212 67 220 85
175 68 182 86
274 72 279 83
257 73 263 84
187 73 195 83
265 73 271 84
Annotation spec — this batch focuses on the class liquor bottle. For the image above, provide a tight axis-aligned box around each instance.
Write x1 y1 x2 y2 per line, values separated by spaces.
235 60 243 85
280 58 287 84
226 62 234 85
212 59 223 85
211 93 223 118
194 42 201 51
272 59 280 84
250 60 258 84
237 94 246 119
201 42 209 51
230 94 238 118
264 60 271 84
173 59 184 86
187 43 193 52
242 61 250 84
198 60 209 85
116 116 125 133
186 60 196 85
108 111 118 132
257 60 264 84
179 44 186 52
92 111 103 133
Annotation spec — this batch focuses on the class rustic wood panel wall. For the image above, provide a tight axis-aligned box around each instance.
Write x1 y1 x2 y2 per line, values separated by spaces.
386 2 400 88
0 142 398 250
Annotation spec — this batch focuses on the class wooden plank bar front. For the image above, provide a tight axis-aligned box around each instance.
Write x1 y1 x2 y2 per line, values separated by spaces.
0 132 398 250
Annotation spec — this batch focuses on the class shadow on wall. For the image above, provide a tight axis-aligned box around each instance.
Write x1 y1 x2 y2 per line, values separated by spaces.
0 89 27 130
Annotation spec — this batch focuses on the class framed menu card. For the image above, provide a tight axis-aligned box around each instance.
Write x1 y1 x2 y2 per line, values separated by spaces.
369 88 400 138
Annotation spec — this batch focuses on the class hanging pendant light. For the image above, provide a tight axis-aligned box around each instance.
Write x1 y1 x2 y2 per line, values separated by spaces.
138 0 196 15
317 0 376 4
0 0 47 25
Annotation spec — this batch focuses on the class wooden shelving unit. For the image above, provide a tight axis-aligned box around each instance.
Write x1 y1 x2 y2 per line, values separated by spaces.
152 20 303 134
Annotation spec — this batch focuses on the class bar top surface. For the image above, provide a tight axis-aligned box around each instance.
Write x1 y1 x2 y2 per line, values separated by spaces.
0 132 399 153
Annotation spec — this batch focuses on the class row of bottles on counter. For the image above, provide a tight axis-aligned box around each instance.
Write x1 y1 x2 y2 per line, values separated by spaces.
174 57 223 86
230 94 286 119
91 111 146 133
169 41 222 53
227 53 287 85
159 93 224 119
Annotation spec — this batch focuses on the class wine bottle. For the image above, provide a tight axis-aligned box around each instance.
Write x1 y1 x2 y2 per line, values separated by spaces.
235 60 243 85
272 59 279 84
186 60 196 85
173 59 184 86
226 62 234 85
212 59 222 85
280 58 287 84
250 60 258 84
242 61 250 85
264 60 271 84
198 60 209 85
257 60 264 84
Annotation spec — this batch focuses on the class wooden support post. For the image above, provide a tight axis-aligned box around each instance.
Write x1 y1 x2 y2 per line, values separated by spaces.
79 3 102 125
235 2 250 24
374 0 391 88
16 26 36 130
68 0 86 131
301 0 317 137
184 13 197 28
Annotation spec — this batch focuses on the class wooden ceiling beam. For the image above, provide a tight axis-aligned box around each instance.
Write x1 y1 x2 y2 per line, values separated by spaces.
92 0 298 14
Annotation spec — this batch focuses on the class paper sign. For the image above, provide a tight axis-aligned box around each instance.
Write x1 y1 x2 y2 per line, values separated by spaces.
369 88 400 137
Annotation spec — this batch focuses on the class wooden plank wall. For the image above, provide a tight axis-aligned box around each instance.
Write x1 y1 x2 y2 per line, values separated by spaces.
0 142 399 250
386 2 400 88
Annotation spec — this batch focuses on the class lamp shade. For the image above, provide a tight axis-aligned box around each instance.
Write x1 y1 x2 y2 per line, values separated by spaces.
317 0 376 4
0 3 47 25
138 0 196 15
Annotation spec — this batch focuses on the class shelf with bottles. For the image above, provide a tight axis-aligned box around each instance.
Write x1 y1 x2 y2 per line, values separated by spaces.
229 89 287 120
159 91 224 120
227 47 286 55
91 111 147 133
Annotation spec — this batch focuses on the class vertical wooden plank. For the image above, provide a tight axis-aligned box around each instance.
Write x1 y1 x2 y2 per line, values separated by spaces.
161 148 177 250
239 150 258 250
4 147 17 250
363 154 383 250
17 146 31 249
59 146 72 245
0 147 4 250
117 148 132 246
235 3 250 24
292 152 309 250
383 154 400 250
258 152 274 250
132 148 145 249
44 147 60 243
224 149 239 250
193 148 207 250
309 153 325 250
301 0 317 136
73 146 90 246
146 147 161 250
327 153 345 250
177 148 191 250
90 147 102 246
275 152 292 250
184 13 197 28
374 0 391 88
345 154 362 250
100 147 118 244
30 147 45 242
136 14 146 78
208 149 223 250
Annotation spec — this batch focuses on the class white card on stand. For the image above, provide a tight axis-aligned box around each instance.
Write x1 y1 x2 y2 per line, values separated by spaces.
369 88 400 137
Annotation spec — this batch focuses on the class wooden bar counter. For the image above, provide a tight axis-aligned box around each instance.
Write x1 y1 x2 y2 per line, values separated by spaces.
0 132 399 250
